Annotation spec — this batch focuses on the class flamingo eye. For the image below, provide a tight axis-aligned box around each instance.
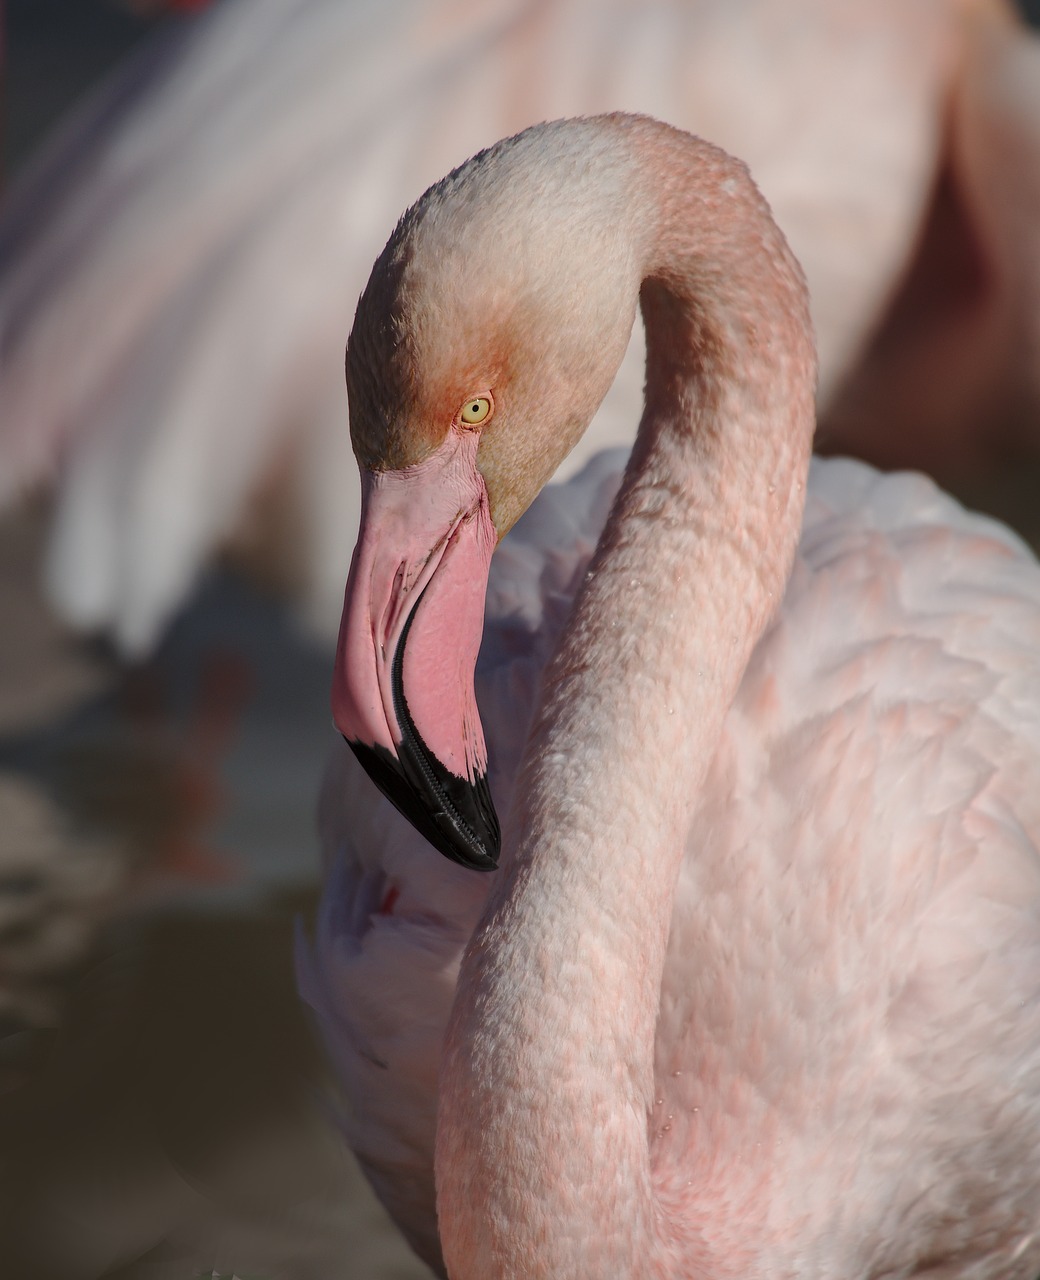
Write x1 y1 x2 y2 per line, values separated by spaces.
459 395 492 426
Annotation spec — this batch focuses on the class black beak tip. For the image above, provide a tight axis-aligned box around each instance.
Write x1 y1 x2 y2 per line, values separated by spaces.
346 737 501 872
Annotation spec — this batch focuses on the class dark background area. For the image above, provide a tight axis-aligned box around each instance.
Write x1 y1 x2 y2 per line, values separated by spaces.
6 0 170 174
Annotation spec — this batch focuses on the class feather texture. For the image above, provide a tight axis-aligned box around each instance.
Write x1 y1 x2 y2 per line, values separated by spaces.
300 449 1040 1275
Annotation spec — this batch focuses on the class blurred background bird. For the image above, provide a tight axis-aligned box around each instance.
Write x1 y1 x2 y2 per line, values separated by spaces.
4 0 1040 652
2 1 1040 1277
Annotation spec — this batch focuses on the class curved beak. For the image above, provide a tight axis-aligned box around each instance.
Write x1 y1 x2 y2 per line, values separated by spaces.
332 432 501 870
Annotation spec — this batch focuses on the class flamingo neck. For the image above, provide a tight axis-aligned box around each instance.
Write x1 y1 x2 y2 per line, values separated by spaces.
436 125 817 1279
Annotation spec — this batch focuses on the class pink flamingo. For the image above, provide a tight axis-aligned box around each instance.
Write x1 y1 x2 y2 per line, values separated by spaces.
2 0 1039 653
298 114 1040 1276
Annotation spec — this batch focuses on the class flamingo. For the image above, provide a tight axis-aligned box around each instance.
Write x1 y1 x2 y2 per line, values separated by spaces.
2 0 1039 653
297 114 1040 1277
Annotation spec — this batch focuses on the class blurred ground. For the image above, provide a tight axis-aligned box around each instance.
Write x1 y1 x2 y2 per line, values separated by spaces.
0 506 430 1278
2 3 1040 1279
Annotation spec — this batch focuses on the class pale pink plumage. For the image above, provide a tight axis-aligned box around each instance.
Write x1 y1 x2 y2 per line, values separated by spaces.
299 115 1040 1276
3 0 1040 651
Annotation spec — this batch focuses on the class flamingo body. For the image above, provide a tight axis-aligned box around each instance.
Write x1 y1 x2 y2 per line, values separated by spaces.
296 111 1040 1277
301 449 1040 1276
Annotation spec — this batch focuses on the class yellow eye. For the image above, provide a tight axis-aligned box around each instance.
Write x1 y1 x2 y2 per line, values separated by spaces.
459 395 492 426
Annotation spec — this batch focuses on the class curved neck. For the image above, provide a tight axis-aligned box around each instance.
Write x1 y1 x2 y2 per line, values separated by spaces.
436 123 817 1279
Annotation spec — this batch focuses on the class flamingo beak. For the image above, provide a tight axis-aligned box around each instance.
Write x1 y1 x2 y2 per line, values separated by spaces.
332 432 501 871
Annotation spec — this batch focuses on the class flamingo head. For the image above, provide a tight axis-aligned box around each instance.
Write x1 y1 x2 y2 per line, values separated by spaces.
333 120 644 869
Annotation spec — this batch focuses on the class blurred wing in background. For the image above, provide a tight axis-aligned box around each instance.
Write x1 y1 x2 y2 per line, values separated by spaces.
1 0 1039 653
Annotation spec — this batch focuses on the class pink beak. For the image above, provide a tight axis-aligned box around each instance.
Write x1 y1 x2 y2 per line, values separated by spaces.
332 431 500 870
